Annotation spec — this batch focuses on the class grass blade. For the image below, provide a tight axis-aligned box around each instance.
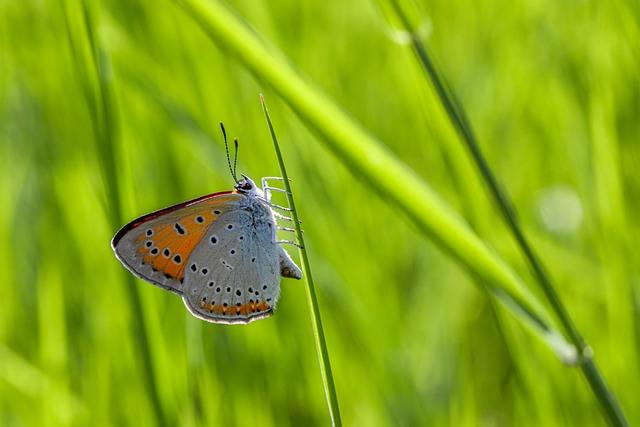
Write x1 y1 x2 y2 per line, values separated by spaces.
61 1 167 424
260 95 342 427
173 0 573 360
380 1 629 425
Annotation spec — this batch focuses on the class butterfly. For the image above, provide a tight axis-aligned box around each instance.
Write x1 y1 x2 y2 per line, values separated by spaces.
111 126 302 324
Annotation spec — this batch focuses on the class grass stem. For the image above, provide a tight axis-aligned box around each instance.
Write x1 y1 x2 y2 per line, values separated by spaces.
384 1 628 425
62 1 167 424
260 95 342 427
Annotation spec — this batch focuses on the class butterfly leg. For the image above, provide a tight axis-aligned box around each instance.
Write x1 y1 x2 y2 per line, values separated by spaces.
273 211 303 227
277 226 304 235
261 177 292 202
261 176 292 200
277 240 304 249
274 214 303 237
261 175 303 228
262 176 292 181
264 187 291 202
264 187 291 194
273 211 294 221
268 203 294 212
277 226 296 232
261 177 280 202
261 177 291 197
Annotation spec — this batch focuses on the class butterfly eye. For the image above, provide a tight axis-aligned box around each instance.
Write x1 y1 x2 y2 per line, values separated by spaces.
241 182 252 190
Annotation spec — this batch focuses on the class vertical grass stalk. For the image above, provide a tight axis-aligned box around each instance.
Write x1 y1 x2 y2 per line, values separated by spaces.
384 1 628 425
61 0 167 424
260 95 342 427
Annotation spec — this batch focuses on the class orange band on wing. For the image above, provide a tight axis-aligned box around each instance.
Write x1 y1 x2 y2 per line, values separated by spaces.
120 193 242 283
199 300 271 317
141 214 213 281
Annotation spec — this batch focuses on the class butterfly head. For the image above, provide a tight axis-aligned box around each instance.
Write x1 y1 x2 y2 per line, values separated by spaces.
234 174 260 196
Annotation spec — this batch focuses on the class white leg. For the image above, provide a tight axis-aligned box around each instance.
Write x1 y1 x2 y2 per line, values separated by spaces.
261 176 293 204
277 240 304 249
274 211 294 222
261 177 272 202
261 177 302 235
262 176 292 181
269 203 293 212
264 187 291 194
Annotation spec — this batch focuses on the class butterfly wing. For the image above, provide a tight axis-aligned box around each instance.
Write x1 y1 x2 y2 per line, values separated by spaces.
181 205 281 324
111 191 244 294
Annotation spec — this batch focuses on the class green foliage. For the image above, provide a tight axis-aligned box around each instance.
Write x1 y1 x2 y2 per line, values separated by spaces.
1 0 638 426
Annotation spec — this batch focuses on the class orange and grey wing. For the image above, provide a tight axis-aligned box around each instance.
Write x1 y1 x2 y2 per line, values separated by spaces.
111 191 244 294
181 209 281 324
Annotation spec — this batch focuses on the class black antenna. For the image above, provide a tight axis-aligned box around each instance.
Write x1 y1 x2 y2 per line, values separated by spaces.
220 122 238 183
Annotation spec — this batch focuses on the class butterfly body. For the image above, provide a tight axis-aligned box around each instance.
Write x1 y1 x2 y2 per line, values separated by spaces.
112 176 302 324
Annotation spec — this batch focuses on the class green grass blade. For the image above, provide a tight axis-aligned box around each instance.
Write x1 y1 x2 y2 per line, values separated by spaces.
173 0 574 360
61 1 167 424
260 95 342 427
381 1 629 425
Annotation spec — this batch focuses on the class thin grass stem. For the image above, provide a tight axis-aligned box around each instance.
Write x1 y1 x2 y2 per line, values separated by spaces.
260 95 342 427
61 1 167 424
383 1 628 425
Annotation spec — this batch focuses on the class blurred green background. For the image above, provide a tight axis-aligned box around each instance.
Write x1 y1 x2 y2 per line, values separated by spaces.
1 0 639 425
